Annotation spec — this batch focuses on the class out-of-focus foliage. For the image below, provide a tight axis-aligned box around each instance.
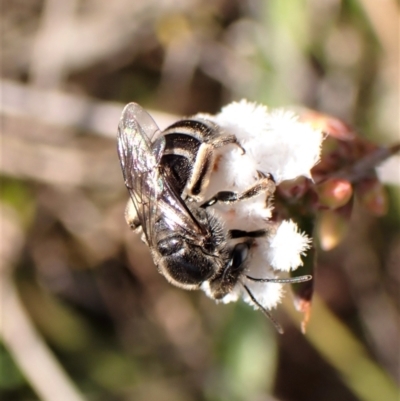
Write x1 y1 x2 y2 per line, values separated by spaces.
1 1 399 401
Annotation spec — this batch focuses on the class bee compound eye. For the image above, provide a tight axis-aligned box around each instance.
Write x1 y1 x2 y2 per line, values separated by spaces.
229 243 250 272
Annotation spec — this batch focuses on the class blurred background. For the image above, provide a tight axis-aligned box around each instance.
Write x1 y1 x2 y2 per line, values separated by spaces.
1 1 399 400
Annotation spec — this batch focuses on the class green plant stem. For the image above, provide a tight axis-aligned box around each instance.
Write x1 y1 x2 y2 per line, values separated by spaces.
284 295 399 401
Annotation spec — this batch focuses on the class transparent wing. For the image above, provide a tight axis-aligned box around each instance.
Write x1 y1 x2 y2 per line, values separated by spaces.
123 103 162 143
117 103 163 245
117 103 206 247
118 103 162 172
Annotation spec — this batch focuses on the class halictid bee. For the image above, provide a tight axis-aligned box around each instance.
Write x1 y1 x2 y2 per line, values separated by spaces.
117 103 311 333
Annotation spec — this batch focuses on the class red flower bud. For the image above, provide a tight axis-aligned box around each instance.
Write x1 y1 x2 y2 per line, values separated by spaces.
317 178 353 209
356 178 388 216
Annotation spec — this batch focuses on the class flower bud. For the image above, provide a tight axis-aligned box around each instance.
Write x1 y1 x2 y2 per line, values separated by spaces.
317 178 353 209
317 210 349 251
356 178 388 216
298 110 356 140
277 177 309 200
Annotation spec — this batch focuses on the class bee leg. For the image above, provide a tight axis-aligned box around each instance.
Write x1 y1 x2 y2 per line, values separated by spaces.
246 275 312 283
200 175 275 208
183 143 214 201
184 136 245 201
229 229 267 239
206 134 245 154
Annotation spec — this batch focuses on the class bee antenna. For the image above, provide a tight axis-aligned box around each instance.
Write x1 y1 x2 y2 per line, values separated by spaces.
241 283 284 334
246 274 312 284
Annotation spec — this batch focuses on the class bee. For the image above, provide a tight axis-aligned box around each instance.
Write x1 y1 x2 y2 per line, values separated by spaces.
118 103 311 333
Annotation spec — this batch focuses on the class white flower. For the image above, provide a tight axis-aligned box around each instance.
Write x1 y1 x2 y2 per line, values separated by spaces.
214 100 323 184
196 99 322 311
266 220 311 272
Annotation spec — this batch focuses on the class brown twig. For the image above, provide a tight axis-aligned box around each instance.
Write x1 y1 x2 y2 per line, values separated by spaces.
318 143 400 184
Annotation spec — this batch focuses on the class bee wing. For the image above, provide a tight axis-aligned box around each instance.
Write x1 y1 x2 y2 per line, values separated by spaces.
118 103 163 171
117 103 205 246
117 103 165 245
156 176 207 237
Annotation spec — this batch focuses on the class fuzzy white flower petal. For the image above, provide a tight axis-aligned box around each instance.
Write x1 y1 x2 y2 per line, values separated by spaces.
266 220 311 271
262 109 323 182
212 100 323 185
194 100 321 312
215 100 270 141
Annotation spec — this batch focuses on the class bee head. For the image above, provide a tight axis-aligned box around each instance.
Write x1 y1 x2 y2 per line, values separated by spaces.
207 241 251 299
156 234 229 290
